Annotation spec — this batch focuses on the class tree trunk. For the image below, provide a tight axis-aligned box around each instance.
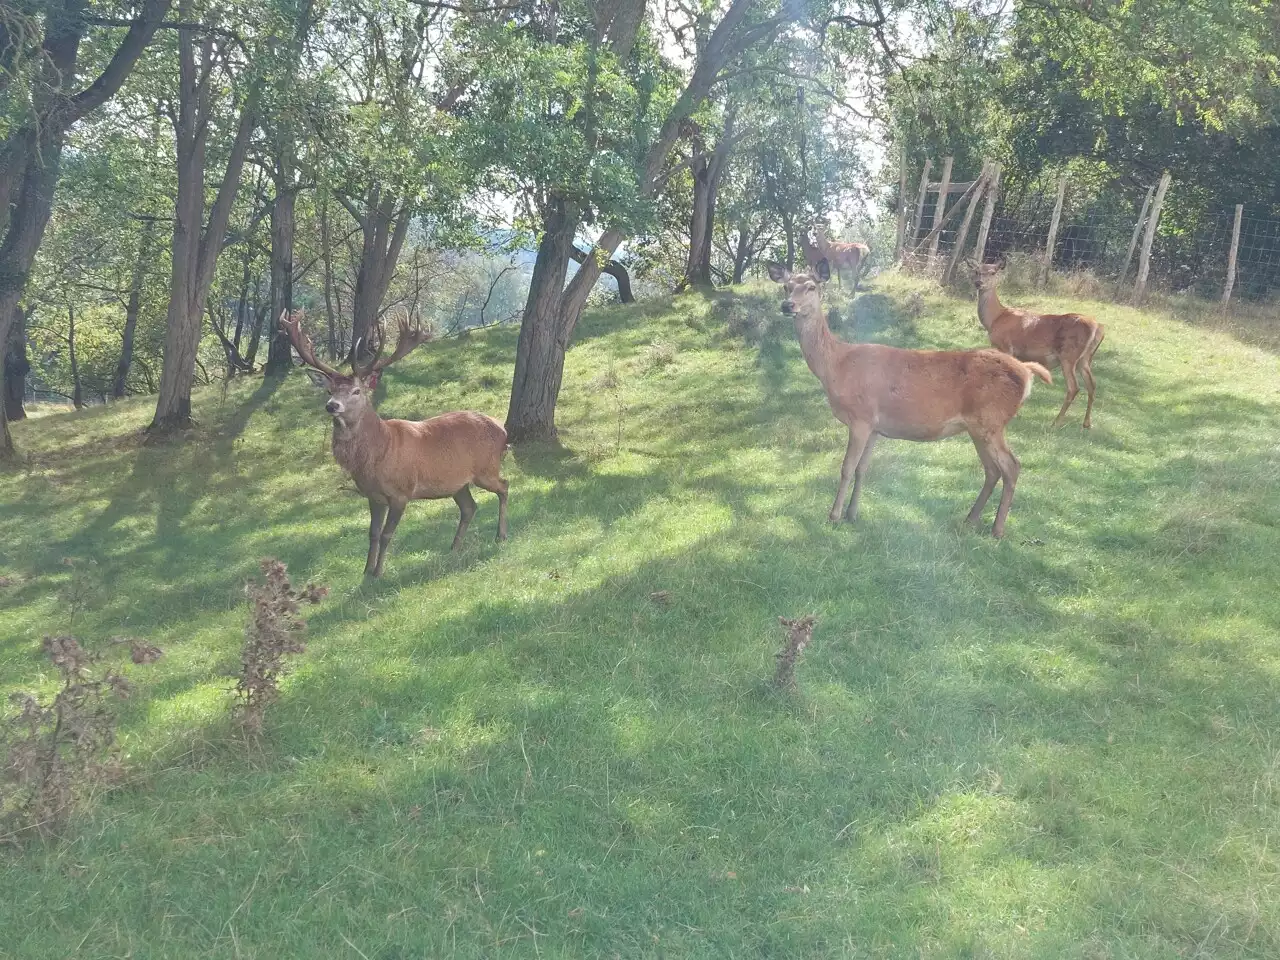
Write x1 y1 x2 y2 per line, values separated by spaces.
113 216 154 398
4 306 29 421
264 173 296 376
732 225 750 284
505 198 577 443
344 188 411 367
502 0 790 444
684 114 735 289
150 23 257 434
68 302 83 409
320 194 338 359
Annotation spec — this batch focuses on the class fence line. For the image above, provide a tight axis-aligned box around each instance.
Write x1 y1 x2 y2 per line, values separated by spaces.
899 159 1280 305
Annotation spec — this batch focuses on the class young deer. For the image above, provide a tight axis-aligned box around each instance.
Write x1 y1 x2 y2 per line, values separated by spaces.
282 312 510 578
971 261 1105 428
768 260 1052 539
813 226 870 292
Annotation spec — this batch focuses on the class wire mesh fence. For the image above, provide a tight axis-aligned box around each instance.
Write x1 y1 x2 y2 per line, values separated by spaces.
902 164 1280 305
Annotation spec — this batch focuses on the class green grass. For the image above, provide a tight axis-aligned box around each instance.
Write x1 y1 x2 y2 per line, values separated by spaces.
3 272 1280 958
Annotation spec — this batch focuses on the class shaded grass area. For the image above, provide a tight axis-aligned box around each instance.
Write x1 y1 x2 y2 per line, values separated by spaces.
2 273 1280 957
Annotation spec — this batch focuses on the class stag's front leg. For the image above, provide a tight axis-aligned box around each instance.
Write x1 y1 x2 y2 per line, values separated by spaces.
371 501 406 578
365 500 388 577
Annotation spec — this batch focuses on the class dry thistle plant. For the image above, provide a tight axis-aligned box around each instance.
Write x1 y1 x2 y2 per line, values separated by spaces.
774 615 817 689
2 635 162 842
235 559 328 736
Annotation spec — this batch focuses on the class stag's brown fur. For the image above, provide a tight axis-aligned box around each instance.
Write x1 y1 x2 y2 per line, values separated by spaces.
972 261 1105 428
283 313 509 577
813 226 870 292
769 260 1051 538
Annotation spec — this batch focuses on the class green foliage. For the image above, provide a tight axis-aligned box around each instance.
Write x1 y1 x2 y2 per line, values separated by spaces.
4 279 1280 954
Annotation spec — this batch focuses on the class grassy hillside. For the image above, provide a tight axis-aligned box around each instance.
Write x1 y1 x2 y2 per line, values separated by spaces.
3 273 1280 958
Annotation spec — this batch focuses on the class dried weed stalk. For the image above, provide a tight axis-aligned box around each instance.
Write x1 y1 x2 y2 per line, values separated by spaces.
235 559 328 736
2 635 162 841
774 615 817 689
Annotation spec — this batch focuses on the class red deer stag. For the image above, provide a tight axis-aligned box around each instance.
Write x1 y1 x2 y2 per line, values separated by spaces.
281 312 509 578
971 261 1105 428
813 225 870 292
768 260 1052 539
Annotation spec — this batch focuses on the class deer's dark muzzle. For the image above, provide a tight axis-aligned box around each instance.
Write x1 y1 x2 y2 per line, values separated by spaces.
325 400 340 415
781 300 795 315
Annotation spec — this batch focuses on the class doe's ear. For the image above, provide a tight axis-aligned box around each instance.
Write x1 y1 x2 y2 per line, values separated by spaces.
766 261 788 282
304 368 331 390
816 258 831 282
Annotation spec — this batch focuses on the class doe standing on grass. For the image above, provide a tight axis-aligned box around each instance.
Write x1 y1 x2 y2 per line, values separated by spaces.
970 260 1105 428
281 311 510 578
768 260 1051 539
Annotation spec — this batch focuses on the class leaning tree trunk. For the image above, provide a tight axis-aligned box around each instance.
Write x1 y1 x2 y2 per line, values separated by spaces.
504 198 578 443
345 189 410 367
113 217 154 398
4 306 29 421
0 139 64 458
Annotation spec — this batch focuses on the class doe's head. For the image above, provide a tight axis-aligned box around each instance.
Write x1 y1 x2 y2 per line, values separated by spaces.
970 259 1005 291
767 259 829 315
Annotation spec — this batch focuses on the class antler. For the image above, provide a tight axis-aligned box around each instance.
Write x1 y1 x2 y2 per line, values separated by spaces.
356 311 433 378
279 310 342 378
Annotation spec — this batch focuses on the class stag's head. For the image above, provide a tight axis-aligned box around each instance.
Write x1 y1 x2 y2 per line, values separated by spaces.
280 310 433 427
767 260 829 316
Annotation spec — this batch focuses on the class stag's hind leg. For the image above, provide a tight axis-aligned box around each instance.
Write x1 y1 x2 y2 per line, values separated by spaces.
451 487 477 551
371 501 406 578
365 500 388 577
474 472 509 541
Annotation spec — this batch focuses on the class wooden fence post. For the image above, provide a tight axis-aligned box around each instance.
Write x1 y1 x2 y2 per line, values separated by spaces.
1117 184 1155 294
1222 203 1244 306
974 162 1001 264
894 149 908 263
945 162 989 284
928 156 953 262
1039 176 1067 287
1132 171 1171 303
911 158 932 258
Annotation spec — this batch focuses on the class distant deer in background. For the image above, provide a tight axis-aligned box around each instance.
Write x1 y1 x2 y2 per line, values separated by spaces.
970 261 1105 428
799 229 827 275
813 226 870 292
768 260 1051 539
282 312 509 578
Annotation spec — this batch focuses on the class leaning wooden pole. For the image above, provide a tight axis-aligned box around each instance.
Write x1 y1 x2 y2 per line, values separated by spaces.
945 162 989 284
894 149 909 263
910 158 932 263
973 162 1002 264
1039 176 1068 287
1117 184 1156 294
928 156 953 263
1221 203 1244 307
1132 171 1171 304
